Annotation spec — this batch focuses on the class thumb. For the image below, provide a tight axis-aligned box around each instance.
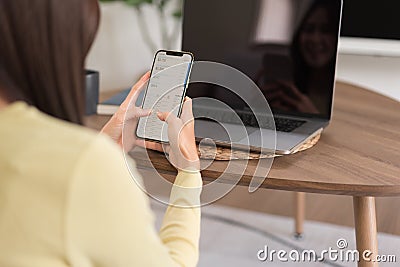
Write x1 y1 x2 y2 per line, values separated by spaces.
180 97 194 124
120 71 150 110
157 111 171 123
135 108 152 118
123 106 151 121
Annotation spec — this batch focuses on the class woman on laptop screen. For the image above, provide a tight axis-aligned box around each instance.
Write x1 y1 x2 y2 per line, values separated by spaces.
259 0 341 115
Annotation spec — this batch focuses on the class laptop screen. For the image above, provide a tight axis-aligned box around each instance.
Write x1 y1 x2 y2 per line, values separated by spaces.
183 0 342 120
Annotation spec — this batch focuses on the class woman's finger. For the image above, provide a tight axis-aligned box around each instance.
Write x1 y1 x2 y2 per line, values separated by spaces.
180 97 194 124
121 71 150 109
134 108 152 118
277 80 304 100
157 111 176 124
118 105 152 122
265 89 284 102
127 71 150 100
157 111 168 122
261 83 280 92
279 92 300 109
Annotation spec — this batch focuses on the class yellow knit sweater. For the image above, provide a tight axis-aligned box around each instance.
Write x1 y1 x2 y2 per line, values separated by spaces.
0 102 202 267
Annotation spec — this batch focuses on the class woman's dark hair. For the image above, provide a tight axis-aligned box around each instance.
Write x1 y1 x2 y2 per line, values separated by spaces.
0 0 100 124
291 0 341 94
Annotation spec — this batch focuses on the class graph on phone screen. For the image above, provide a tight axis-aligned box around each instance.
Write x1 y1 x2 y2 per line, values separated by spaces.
137 51 193 142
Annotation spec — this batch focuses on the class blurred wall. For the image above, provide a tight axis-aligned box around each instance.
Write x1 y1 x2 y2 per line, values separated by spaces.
336 54 400 102
87 3 400 102
86 2 181 92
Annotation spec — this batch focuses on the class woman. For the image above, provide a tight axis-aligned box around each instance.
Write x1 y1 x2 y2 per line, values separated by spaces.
289 0 340 114
259 0 340 115
0 1 201 267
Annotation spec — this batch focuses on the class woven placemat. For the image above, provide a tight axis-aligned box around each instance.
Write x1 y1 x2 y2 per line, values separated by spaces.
198 132 321 160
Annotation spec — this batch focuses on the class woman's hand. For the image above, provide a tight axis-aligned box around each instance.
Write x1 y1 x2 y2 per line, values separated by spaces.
101 72 151 151
261 81 319 114
151 97 200 172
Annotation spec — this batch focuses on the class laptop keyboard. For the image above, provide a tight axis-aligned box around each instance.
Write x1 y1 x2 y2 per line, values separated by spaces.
237 113 305 132
274 118 306 132
193 106 306 133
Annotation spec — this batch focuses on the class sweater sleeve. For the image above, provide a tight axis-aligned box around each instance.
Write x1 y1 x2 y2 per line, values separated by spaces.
65 135 202 267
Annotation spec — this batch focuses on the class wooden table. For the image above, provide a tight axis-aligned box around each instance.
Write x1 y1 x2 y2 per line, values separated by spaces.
87 82 400 267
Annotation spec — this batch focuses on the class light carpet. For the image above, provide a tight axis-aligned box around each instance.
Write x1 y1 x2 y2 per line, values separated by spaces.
151 200 399 267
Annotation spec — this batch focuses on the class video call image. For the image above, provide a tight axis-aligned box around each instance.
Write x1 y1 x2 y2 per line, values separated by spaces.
184 0 341 118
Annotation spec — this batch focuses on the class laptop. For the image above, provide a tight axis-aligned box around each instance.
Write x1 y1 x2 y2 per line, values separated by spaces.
182 0 343 154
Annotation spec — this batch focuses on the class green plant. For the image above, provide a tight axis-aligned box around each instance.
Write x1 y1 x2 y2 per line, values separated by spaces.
99 0 183 53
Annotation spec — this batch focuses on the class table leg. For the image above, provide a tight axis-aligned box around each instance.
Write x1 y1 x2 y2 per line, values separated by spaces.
353 196 378 267
294 192 305 239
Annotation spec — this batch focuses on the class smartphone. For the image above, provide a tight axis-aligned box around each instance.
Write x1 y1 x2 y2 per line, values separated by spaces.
136 50 194 143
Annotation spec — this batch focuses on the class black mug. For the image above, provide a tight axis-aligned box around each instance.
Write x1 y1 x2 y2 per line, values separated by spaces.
85 70 99 115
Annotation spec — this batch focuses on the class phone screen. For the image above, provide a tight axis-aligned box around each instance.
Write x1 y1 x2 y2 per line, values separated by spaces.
136 50 193 142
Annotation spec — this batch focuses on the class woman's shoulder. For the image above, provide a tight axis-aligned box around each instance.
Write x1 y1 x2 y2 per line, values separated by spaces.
0 102 122 173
